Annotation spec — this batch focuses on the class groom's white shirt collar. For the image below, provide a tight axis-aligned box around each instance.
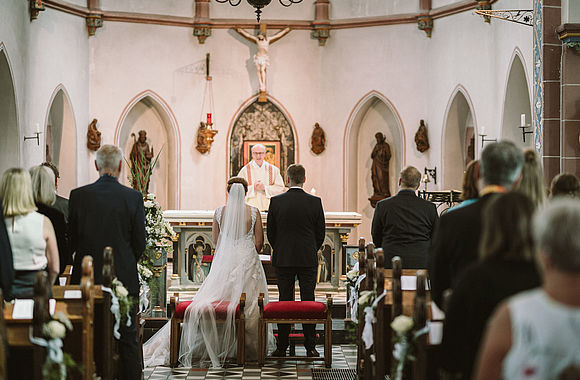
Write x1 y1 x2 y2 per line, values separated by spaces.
289 186 303 190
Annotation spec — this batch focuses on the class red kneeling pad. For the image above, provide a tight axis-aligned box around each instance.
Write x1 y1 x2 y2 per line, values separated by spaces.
263 301 327 319
175 300 241 319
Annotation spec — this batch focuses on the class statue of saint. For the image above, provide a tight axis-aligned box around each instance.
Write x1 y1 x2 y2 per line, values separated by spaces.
235 26 291 93
414 119 430 153
87 118 102 152
130 130 154 193
370 132 391 202
310 122 326 155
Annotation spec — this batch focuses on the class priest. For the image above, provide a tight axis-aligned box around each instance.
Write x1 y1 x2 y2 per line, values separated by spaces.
238 143 285 210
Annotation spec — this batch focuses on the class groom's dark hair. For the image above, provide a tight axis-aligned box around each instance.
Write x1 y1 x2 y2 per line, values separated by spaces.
227 177 248 193
287 164 305 185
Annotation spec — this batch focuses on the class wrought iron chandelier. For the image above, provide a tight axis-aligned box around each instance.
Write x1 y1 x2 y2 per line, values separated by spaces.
215 0 303 22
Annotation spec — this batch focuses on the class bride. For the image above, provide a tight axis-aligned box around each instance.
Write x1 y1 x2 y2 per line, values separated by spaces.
143 177 275 368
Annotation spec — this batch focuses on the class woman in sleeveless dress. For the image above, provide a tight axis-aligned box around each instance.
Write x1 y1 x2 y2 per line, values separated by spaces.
143 177 275 368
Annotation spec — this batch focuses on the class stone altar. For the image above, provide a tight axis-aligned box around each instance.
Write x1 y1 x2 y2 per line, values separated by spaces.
164 210 362 290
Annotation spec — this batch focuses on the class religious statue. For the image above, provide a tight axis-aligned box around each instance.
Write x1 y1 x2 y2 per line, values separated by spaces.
369 132 391 207
130 130 154 194
310 122 326 155
237 143 285 211
414 119 430 153
190 244 207 284
196 121 218 154
234 26 291 96
87 118 102 151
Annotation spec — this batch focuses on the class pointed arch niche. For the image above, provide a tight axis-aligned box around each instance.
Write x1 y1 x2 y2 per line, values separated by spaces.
116 91 180 210
344 91 405 240
45 86 77 196
442 87 476 191
228 96 297 179
500 51 532 149
0 44 19 175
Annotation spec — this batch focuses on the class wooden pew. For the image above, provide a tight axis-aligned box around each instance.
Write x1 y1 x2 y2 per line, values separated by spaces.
5 257 95 379
373 249 386 380
356 237 366 378
0 288 5 379
51 247 118 380
412 270 428 380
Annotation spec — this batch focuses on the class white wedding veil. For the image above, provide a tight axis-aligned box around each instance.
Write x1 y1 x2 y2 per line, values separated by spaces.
179 183 251 367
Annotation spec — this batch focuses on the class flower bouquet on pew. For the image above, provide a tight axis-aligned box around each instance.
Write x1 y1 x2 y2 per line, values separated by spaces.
390 315 429 380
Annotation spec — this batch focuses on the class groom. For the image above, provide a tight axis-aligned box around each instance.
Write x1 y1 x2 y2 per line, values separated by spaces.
267 164 326 357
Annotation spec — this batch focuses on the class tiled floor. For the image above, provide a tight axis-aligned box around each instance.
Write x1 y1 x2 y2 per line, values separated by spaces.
143 345 357 379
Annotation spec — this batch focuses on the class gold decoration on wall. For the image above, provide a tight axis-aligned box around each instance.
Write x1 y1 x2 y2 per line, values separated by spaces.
87 119 102 152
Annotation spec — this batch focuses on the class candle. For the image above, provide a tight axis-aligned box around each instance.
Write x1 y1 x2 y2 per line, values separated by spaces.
520 114 526 126
206 113 212 125
480 125 486 135
35 123 40 134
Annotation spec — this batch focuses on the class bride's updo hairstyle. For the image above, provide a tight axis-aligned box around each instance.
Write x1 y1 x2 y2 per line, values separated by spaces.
227 177 248 194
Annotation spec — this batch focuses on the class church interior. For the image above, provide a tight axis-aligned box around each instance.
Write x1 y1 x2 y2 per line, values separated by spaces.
1 0 580 379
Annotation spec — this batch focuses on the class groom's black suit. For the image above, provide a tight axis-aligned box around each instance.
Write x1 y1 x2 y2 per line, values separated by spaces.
267 187 325 351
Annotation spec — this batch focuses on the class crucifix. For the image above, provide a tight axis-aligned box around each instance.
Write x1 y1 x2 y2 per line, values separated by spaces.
235 24 291 102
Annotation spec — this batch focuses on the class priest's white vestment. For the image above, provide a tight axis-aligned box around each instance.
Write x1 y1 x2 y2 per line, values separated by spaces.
237 160 285 210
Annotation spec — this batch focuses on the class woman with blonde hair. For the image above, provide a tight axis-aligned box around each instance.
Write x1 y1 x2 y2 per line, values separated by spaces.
30 165 70 280
1 168 59 297
516 149 546 208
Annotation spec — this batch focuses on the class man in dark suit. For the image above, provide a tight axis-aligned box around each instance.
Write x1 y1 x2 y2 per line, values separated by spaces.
267 164 325 357
371 166 438 268
69 145 145 379
0 198 14 300
429 140 524 308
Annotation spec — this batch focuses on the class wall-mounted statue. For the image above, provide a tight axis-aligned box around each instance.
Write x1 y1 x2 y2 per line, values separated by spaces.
369 132 391 207
130 130 154 193
310 122 326 155
234 26 291 98
414 119 430 153
87 118 102 151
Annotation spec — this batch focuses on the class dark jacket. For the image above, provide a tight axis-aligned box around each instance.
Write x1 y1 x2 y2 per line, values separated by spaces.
0 199 14 300
36 203 71 277
69 175 145 295
428 193 499 308
371 189 438 268
267 188 325 267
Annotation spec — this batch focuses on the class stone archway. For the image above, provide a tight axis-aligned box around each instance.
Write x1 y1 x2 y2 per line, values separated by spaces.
501 51 533 149
344 90 405 243
228 98 296 179
45 86 77 196
442 86 477 191
116 91 180 209
0 45 19 175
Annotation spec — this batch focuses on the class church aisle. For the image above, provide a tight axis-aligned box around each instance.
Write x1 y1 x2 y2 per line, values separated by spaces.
143 344 357 379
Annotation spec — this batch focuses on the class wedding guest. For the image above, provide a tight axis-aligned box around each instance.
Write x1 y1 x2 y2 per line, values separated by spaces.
69 145 145 379
474 198 580 380
267 164 325 357
41 161 69 222
0 168 59 297
371 166 438 268
30 165 71 279
550 172 580 198
429 141 524 308
440 192 541 379
0 198 14 300
447 159 480 212
515 149 546 208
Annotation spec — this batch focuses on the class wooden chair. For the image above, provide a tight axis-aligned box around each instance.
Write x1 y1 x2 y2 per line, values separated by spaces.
258 292 333 367
168 293 246 367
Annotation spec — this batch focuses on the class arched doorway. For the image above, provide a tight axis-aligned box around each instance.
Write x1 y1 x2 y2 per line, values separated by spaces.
228 97 296 179
45 86 77 197
442 86 476 191
501 51 533 149
116 91 180 209
0 44 19 175
344 91 405 242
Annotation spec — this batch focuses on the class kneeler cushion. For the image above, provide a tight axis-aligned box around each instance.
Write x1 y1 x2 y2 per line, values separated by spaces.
264 301 327 319
175 300 241 319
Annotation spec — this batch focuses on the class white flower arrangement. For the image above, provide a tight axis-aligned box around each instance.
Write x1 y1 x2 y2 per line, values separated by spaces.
31 312 78 380
391 315 414 334
390 315 428 380
112 277 133 324
138 263 153 281
358 290 375 308
344 268 360 288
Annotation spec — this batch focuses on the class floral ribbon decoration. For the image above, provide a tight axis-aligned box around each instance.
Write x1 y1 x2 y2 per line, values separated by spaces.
102 285 132 339
391 315 430 380
138 273 150 314
361 290 386 353
349 273 366 322
29 331 66 380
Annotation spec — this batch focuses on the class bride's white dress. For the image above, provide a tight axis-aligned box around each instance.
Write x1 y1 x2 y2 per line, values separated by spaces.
142 184 275 368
